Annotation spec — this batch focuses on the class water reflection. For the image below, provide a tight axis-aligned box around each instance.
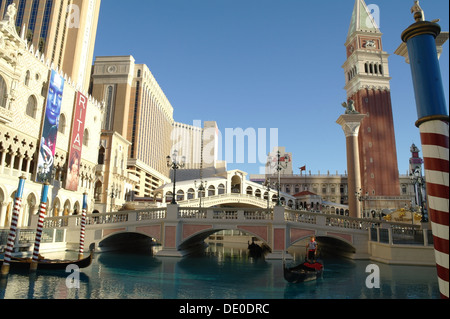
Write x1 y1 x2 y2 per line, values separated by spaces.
0 243 440 299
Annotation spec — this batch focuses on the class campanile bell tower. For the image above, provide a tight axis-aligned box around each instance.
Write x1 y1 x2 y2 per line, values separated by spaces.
342 0 401 201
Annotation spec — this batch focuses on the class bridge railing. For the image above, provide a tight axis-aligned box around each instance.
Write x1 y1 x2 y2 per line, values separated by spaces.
178 207 273 221
39 206 426 243
369 223 432 246
177 193 278 208
285 208 380 230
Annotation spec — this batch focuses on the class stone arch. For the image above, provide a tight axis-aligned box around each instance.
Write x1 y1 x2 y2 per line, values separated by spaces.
178 225 270 251
231 175 241 193
52 197 61 217
97 231 159 252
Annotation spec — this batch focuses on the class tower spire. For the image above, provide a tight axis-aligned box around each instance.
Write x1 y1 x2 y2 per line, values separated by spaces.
347 0 380 41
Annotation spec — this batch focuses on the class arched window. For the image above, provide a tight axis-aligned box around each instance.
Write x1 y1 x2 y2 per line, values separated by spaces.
83 129 89 146
58 113 66 133
364 63 368 73
26 95 37 118
104 85 114 130
369 63 373 74
208 185 215 196
379 65 383 75
98 146 105 165
25 70 31 86
187 188 195 200
0 75 8 108
218 184 225 195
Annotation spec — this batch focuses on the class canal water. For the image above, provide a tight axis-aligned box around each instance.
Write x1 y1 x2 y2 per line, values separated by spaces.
0 243 440 300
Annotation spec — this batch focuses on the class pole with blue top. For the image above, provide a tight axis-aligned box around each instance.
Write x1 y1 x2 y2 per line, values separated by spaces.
401 2 449 299
1 176 27 276
30 183 50 272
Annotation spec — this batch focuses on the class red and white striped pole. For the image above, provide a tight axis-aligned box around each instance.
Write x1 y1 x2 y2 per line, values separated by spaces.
420 121 449 298
78 193 88 259
401 13 449 298
30 183 50 272
1 176 26 276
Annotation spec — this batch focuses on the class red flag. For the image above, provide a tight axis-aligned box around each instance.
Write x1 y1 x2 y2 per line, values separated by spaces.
300 166 306 171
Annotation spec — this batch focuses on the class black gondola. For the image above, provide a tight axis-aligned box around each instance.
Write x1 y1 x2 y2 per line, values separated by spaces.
1 251 93 271
283 260 323 283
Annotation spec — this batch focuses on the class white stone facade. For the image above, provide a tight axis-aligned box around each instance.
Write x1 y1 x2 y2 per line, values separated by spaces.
0 14 103 227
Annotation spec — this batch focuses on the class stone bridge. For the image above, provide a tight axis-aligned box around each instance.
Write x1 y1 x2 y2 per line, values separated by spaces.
40 205 406 259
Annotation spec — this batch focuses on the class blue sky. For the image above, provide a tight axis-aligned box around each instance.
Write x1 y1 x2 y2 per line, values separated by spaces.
93 0 449 177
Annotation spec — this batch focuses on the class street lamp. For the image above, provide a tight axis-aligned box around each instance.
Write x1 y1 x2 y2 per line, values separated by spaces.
262 178 272 210
268 151 289 206
355 188 369 218
194 180 207 208
167 150 186 204
110 186 118 212
410 167 427 222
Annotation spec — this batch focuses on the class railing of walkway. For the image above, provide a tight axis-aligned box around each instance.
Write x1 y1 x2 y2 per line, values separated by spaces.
23 206 423 241
178 193 279 208
370 224 433 246
178 207 273 220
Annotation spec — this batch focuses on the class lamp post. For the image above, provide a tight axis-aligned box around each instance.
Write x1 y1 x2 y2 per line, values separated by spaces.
268 151 289 206
262 178 272 210
110 186 118 212
355 188 369 218
167 150 185 204
194 180 207 208
410 167 427 222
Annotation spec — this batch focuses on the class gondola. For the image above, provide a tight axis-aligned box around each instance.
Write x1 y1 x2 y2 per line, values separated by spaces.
1 250 93 271
283 260 323 283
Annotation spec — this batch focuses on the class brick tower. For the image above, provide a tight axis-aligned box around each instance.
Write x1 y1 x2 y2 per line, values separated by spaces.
342 0 400 203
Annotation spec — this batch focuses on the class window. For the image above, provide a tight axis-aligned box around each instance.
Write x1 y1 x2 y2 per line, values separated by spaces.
25 70 31 86
83 129 89 146
0 75 8 108
58 113 66 133
27 0 40 43
104 85 114 130
26 95 37 118
40 0 53 44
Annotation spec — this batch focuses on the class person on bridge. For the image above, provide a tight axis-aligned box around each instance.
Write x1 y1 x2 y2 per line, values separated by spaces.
306 236 318 263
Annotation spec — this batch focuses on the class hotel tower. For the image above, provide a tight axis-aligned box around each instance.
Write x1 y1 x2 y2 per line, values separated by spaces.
0 0 101 91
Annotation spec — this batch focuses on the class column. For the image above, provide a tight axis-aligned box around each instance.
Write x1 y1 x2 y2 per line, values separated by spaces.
401 15 449 299
336 113 367 218
155 204 183 257
266 206 292 260
0 150 6 174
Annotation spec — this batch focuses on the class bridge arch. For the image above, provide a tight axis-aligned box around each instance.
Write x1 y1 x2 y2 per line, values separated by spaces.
288 229 356 258
97 231 161 252
178 225 270 251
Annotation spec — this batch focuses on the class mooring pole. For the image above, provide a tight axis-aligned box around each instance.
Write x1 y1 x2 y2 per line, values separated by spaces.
1 176 26 276
30 183 50 272
78 193 88 259
401 6 449 299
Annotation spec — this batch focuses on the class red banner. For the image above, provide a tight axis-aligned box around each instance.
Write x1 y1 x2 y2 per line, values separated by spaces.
66 92 88 191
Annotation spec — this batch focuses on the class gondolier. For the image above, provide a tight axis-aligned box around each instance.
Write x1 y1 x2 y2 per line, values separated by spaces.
306 236 318 262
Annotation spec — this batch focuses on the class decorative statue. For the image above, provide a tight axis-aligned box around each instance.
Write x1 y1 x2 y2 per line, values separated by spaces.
5 4 17 25
342 100 359 114
411 1 425 22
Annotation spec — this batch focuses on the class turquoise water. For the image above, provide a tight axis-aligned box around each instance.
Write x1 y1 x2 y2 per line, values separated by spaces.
0 243 440 300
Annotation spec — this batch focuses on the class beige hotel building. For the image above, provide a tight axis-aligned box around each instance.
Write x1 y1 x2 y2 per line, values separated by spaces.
90 56 175 200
